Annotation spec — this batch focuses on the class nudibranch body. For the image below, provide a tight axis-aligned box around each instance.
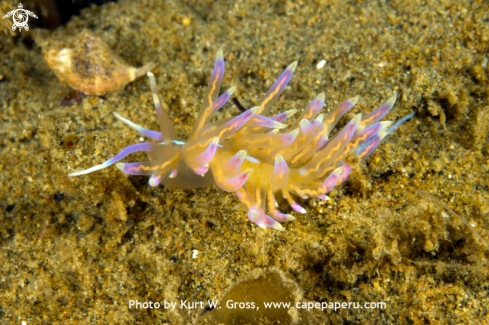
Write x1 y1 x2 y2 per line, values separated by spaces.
69 48 414 230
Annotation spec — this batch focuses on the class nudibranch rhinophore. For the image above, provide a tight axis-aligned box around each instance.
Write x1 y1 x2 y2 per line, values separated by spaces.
69 48 414 230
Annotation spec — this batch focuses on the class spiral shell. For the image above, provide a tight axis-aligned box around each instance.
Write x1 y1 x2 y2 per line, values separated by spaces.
44 31 154 96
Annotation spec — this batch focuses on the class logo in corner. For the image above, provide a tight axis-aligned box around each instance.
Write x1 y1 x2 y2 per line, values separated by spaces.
3 3 38 32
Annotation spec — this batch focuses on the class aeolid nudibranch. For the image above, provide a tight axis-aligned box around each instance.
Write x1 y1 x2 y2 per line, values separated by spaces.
69 48 414 230
44 31 154 96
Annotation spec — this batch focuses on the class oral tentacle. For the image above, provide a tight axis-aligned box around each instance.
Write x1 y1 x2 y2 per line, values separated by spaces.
68 142 157 176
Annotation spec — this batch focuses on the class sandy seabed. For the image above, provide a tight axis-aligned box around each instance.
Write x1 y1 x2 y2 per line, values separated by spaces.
1 0 488 324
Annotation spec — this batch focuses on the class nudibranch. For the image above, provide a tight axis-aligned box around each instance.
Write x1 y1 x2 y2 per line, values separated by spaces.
44 31 154 96
69 48 414 230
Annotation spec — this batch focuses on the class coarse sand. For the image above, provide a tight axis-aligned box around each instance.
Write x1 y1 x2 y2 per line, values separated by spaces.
0 0 488 323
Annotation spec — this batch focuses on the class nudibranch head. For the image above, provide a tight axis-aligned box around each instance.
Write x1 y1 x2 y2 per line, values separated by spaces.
69 47 414 230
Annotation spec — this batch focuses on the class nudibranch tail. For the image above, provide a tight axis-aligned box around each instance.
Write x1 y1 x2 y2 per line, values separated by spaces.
356 112 416 159
68 47 415 231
